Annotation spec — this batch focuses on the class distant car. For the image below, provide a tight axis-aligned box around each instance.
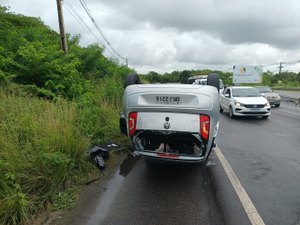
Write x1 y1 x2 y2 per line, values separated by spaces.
188 74 224 93
254 86 281 107
219 86 271 119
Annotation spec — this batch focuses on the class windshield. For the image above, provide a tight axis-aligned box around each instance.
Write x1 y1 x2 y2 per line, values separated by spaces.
232 88 261 97
194 79 207 85
188 78 195 84
255 86 273 93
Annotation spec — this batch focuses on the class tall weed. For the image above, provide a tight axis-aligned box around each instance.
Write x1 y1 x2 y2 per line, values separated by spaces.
0 90 91 224
76 73 125 144
0 73 127 224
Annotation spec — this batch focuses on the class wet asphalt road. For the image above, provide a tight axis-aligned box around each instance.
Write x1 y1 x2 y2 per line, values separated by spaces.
85 159 224 225
65 101 300 225
216 102 300 225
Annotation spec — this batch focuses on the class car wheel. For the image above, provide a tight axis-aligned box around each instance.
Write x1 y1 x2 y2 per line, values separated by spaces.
207 73 220 92
229 106 235 118
124 73 141 88
275 104 280 107
262 115 269 119
220 106 224 113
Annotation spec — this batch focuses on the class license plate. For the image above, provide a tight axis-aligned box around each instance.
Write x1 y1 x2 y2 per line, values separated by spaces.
250 108 261 111
156 96 180 104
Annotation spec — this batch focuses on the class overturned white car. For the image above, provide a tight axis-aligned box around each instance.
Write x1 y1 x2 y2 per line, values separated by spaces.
120 73 220 164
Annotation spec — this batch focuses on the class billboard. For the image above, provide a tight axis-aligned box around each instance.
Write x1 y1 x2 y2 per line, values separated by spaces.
233 65 263 84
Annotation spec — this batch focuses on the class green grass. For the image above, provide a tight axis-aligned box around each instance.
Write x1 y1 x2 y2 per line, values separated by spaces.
50 187 79 211
0 77 126 225
0 90 91 224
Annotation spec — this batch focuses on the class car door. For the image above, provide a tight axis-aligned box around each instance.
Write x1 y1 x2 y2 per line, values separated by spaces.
219 88 226 109
220 88 232 111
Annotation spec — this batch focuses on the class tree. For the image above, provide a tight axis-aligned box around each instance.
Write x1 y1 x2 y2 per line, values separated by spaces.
179 70 192 84
146 71 160 83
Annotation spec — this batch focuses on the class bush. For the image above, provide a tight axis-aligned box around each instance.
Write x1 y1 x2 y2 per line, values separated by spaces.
0 7 134 224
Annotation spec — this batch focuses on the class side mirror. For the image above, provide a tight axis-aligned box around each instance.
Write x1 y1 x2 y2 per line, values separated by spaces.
224 93 230 98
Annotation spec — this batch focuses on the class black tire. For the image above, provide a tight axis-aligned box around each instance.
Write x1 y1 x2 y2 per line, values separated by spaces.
124 73 141 88
229 106 235 118
220 107 224 113
262 115 269 119
275 104 280 107
119 117 127 136
207 73 220 91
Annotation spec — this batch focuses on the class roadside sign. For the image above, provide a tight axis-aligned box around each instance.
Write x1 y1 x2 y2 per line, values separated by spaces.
233 66 263 84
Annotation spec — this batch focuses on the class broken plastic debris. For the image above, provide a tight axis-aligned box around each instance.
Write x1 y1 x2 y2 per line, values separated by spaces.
100 142 121 150
89 142 123 170
94 155 105 170
89 146 109 160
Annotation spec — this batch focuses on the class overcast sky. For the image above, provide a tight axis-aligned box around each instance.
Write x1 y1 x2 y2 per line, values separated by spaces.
2 0 300 74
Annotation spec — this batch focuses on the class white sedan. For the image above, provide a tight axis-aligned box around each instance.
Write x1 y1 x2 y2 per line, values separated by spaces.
220 86 271 119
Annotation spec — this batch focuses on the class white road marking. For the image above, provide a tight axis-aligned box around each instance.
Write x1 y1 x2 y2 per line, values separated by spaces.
214 146 266 225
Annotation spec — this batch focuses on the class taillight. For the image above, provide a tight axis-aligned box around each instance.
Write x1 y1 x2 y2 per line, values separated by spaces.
200 114 210 141
129 112 138 136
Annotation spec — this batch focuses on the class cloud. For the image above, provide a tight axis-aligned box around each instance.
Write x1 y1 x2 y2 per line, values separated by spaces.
97 0 300 49
2 0 59 30
2 0 300 73
114 28 176 66
173 32 230 64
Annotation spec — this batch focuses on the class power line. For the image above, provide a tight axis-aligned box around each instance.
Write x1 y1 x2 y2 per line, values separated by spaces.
262 62 280 67
64 1 95 39
78 0 123 60
78 0 127 63
62 0 119 60
284 60 300 65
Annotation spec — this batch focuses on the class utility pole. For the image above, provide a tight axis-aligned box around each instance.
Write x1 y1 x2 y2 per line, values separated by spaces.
279 62 283 74
56 0 68 53
125 58 128 67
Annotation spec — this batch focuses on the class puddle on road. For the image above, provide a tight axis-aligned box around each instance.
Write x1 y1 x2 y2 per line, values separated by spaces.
86 153 140 225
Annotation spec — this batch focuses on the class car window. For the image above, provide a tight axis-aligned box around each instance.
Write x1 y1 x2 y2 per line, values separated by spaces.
255 86 273 93
232 88 261 97
224 88 231 97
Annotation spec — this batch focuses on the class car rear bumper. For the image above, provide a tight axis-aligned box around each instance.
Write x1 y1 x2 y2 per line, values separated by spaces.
136 151 205 163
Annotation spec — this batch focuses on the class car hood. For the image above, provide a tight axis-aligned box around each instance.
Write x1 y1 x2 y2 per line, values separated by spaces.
233 97 268 104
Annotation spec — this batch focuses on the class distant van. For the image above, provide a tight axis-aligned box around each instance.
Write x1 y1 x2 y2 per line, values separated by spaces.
188 74 224 93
